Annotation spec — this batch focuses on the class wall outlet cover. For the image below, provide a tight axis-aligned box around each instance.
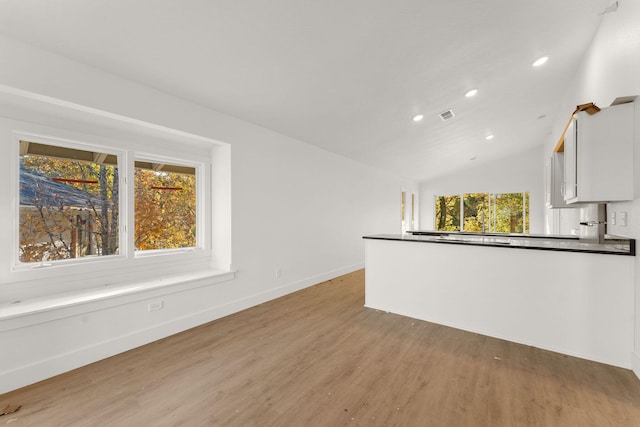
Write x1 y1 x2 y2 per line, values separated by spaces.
619 212 627 226
148 301 164 312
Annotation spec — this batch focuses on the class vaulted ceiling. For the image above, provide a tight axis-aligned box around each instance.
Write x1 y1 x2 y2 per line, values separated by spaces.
0 0 611 182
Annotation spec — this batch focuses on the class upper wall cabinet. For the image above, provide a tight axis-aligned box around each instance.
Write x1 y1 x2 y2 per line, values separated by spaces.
563 102 634 204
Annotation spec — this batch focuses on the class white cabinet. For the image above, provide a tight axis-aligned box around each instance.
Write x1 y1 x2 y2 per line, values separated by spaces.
564 102 634 204
545 152 571 208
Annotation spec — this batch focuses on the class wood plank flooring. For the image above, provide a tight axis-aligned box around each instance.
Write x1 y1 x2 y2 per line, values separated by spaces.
2 269 640 426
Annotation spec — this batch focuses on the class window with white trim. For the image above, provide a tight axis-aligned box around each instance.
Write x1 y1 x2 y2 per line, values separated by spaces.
16 138 209 268
19 140 122 264
134 160 197 252
18 142 207 265
435 192 529 233
0 114 221 298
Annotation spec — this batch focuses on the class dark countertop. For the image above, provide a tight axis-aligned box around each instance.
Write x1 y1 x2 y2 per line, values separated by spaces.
363 231 635 256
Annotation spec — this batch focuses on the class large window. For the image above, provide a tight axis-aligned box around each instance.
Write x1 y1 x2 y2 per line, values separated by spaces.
16 138 203 267
435 192 529 233
0 113 228 301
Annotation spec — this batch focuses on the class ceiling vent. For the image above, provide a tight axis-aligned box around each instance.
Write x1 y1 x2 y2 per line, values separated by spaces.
439 109 455 121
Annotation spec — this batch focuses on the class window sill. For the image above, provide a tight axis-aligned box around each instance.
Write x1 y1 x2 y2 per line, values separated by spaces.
0 269 236 332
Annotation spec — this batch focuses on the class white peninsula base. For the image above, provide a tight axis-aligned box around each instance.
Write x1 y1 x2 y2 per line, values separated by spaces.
364 238 634 369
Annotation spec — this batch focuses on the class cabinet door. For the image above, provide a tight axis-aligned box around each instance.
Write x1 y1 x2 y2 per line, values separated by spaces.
576 102 634 202
563 118 577 201
547 152 571 208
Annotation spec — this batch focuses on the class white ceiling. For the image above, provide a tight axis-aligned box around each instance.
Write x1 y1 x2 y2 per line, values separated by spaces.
0 0 611 182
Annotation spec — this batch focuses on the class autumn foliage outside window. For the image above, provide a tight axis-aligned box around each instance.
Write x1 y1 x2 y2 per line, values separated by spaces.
134 163 196 251
435 192 529 233
435 195 461 231
19 142 119 263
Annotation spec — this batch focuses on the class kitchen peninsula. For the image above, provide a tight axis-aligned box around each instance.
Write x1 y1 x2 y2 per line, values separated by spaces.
363 231 636 369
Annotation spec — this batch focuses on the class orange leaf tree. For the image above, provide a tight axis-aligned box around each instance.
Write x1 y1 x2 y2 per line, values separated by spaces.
134 168 196 250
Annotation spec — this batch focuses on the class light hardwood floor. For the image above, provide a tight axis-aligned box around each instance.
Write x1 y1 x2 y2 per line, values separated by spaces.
2 269 640 426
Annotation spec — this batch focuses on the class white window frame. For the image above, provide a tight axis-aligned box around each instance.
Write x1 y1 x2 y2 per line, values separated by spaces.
2 117 215 295
133 153 206 258
13 131 127 269
433 192 529 233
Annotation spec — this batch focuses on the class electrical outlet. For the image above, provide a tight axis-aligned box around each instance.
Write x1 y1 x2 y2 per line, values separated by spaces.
619 212 627 227
611 212 616 225
148 300 164 312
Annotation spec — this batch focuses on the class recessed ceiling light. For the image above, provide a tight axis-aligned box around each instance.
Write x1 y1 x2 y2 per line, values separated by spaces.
412 114 424 122
532 56 548 67
486 134 495 140
465 89 478 98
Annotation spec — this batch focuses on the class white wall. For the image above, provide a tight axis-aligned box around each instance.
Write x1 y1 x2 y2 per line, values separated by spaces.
541 0 640 375
0 35 405 393
418 145 544 234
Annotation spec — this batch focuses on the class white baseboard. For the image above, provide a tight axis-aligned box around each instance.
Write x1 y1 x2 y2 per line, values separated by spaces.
0 264 363 394
243 263 363 306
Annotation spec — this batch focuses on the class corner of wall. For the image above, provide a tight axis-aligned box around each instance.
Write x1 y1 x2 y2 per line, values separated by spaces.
632 352 640 380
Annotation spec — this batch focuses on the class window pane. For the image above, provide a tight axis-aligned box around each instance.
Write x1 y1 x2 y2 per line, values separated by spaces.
493 193 528 233
463 193 488 232
19 141 119 263
435 195 460 231
134 163 196 251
